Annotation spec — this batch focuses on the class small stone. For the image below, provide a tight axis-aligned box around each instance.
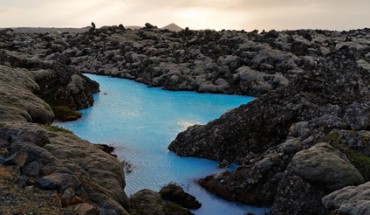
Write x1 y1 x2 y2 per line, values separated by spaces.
20 131 50 147
0 166 12 180
38 173 80 191
24 185 34 193
61 188 84 207
0 155 5 164
22 161 40 177
75 203 98 215
4 151 28 166
38 178 58 190
218 159 230 168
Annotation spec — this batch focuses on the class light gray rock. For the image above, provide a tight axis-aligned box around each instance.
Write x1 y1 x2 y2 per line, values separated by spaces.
323 182 370 215
291 142 364 192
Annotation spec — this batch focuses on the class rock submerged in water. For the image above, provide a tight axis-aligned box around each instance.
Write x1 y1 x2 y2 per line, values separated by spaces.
159 183 201 209
128 183 201 215
129 189 192 215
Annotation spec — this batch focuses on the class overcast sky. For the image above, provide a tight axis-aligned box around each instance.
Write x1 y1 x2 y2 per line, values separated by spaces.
0 0 369 30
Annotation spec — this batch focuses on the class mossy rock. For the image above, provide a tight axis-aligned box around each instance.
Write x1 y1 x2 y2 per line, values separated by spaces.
42 125 72 134
50 104 81 121
337 144 370 181
326 130 340 143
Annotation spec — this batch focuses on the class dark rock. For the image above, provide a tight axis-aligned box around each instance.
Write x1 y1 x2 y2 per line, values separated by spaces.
4 151 28 166
75 203 99 215
145 23 156 29
60 187 84 207
19 130 50 147
96 144 115 154
130 189 192 215
22 161 41 177
89 22 96 34
38 173 80 191
0 155 5 164
159 183 201 209
38 177 58 190
270 171 328 215
218 159 230 168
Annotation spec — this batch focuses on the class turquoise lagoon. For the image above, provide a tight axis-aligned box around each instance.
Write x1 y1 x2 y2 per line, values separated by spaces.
55 74 269 215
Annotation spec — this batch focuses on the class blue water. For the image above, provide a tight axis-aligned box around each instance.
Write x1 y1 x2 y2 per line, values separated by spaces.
55 74 269 215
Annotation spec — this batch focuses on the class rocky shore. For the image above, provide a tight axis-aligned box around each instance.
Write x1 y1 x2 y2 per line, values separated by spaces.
0 25 369 214
0 45 196 214
169 34 370 214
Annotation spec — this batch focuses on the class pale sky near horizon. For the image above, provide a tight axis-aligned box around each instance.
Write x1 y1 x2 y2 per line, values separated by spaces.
0 0 369 30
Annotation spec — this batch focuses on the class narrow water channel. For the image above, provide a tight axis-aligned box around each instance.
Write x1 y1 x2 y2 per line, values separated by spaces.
55 74 269 215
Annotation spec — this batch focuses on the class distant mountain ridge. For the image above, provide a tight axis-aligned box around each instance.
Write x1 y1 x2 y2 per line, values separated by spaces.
1 23 184 33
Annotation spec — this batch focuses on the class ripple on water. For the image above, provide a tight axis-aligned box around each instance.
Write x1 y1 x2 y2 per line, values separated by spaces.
55 74 269 215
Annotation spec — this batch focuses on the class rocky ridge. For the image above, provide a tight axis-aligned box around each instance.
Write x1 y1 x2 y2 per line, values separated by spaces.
2 26 368 98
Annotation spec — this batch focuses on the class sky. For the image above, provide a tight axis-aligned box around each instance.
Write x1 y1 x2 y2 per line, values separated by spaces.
0 0 369 30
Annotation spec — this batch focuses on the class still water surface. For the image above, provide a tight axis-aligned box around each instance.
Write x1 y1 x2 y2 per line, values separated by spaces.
56 74 269 215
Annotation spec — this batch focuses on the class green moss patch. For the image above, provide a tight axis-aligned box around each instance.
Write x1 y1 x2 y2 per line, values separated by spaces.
43 125 72 134
337 145 370 181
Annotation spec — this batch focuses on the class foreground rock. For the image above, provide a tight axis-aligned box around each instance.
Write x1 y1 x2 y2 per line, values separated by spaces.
170 47 370 214
0 123 129 214
159 183 201 209
323 182 370 215
0 51 129 214
129 189 192 215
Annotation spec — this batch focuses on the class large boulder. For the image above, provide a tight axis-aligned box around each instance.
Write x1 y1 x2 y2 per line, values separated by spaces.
323 182 370 215
270 143 364 215
159 183 201 209
129 189 192 215
291 142 364 192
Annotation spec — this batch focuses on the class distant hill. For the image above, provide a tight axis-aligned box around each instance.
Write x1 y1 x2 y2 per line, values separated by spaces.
2 27 89 34
162 23 183 32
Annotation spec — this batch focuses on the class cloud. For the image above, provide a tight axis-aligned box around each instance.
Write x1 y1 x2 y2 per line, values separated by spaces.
0 0 369 30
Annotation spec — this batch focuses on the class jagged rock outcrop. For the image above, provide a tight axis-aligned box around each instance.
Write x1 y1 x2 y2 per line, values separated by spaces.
170 47 370 214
